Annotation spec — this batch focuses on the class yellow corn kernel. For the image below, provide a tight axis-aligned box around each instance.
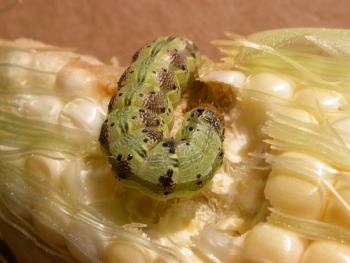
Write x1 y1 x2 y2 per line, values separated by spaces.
245 73 295 99
294 88 347 111
301 241 350 263
242 223 307 263
265 172 326 219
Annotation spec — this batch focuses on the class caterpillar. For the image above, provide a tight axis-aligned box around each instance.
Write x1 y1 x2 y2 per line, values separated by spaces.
99 36 224 199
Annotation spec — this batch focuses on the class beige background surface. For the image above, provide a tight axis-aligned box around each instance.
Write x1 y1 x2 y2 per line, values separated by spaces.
1 0 350 64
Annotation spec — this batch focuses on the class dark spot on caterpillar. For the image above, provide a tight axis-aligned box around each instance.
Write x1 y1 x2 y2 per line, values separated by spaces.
196 129 200 131
197 174 202 178
130 70 134 74
169 51 185 68
118 66 131 88
143 91 168 113
104 120 107 123
142 128 148 133
181 138 186 141
139 109 145 113
139 93 144 97
162 139 176 154
118 93 123 96
172 84 178 90
219 151 224 157
127 154 133 160
145 128 163 143
108 93 118 113
117 154 122 161
159 68 176 91
189 127 194 131
139 110 163 127
110 122 115 127
160 107 166 113
159 168 175 195
99 122 109 149
167 169 173 177
168 108 171 112
167 35 176 41
196 181 203 185
146 44 151 48
112 159 133 179
143 138 148 143
186 142 190 146
152 71 156 74
181 65 186 71
132 116 137 120
196 108 205 116
132 47 143 62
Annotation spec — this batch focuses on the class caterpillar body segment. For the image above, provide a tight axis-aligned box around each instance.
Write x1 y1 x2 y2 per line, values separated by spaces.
100 36 224 199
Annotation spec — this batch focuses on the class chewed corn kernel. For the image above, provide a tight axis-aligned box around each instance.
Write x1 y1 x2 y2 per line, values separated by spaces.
242 223 307 263
300 241 350 263
294 88 348 111
245 73 295 99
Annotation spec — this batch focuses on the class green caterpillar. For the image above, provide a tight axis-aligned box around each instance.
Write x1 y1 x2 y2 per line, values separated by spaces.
99 36 224 199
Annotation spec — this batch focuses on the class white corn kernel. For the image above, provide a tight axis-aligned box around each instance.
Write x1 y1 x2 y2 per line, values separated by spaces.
22 95 63 123
242 223 306 263
32 52 71 73
56 65 97 95
201 70 246 88
25 153 67 187
245 73 294 99
301 241 350 263
58 98 105 136
294 88 347 111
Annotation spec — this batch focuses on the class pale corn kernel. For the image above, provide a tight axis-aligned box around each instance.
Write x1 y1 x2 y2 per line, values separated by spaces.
102 241 157 263
25 153 67 187
58 98 105 136
242 223 306 263
294 88 348 111
324 180 350 230
31 52 71 72
201 70 246 88
56 65 97 95
245 73 294 99
22 95 63 123
265 172 326 219
0 50 33 87
65 211 109 263
300 241 350 263
278 108 318 124
31 196 71 246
